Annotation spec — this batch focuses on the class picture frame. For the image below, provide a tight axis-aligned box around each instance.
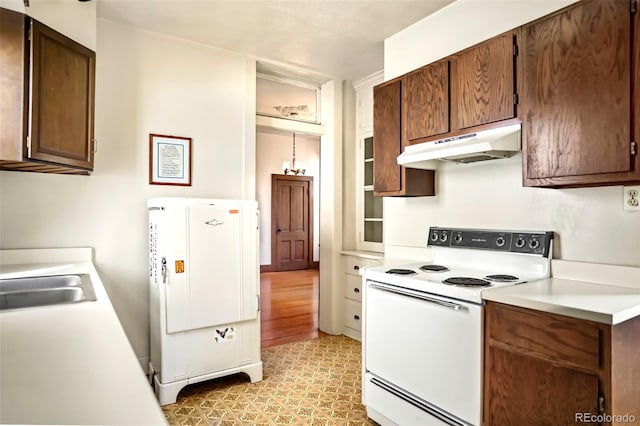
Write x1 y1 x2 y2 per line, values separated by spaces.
149 134 192 186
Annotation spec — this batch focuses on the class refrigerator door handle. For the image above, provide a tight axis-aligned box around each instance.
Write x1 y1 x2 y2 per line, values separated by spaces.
205 219 224 226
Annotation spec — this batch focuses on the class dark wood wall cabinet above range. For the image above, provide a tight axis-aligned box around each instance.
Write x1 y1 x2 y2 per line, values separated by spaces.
0 8 96 175
373 79 435 197
484 302 640 426
401 32 519 147
521 0 639 187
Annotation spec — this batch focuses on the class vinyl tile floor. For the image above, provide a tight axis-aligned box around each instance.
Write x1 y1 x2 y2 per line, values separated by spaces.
162 335 377 425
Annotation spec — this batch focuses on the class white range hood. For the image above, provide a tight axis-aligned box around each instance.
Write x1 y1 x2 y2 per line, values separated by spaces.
397 123 522 169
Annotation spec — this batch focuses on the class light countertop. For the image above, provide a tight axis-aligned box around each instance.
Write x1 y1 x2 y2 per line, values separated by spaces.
340 249 384 260
0 248 167 425
483 277 640 325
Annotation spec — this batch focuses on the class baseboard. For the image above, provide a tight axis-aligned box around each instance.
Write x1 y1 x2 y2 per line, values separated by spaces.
260 263 319 272
260 264 274 273
138 355 150 375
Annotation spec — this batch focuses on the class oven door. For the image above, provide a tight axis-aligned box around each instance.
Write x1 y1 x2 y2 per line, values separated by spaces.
364 280 483 426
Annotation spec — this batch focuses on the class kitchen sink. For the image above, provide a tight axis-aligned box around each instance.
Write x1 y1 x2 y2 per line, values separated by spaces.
0 274 97 311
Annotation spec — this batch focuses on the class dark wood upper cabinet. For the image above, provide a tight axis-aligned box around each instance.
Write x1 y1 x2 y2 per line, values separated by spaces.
403 61 450 143
30 19 95 170
373 79 435 197
373 79 402 194
456 34 515 129
0 8 95 174
396 30 518 149
521 0 639 187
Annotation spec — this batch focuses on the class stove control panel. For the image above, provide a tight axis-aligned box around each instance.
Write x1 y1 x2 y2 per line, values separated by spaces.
428 227 554 256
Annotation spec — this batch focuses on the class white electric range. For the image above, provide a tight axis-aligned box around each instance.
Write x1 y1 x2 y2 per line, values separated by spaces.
363 227 554 426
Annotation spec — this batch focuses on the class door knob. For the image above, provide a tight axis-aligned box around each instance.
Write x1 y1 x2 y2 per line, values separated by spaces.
276 227 282 232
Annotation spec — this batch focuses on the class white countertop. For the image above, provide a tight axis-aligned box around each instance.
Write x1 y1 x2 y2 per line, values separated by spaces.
0 248 167 425
340 249 384 260
483 277 640 325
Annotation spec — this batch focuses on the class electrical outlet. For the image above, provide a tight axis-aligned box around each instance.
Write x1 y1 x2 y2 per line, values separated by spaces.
623 186 640 211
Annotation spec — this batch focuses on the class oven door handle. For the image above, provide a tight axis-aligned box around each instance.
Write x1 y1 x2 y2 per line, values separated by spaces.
368 282 466 311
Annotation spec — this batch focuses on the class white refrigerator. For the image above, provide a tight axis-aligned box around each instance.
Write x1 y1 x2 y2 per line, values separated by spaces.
148 197 263 405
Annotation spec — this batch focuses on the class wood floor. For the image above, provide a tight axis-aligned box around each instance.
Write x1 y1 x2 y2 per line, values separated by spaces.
260 268 322 349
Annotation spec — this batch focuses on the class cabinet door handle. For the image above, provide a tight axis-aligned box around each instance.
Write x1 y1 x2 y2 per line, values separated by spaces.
354 315 360 320
354 288 360 293
353 265 360 271
91 138 98 154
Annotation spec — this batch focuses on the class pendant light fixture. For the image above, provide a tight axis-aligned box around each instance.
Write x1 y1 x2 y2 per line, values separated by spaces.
282 133 306 175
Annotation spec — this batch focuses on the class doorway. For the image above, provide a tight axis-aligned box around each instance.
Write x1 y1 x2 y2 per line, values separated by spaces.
271 174 314 272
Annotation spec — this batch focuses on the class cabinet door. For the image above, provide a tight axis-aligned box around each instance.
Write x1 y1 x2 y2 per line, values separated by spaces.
373 79 435 197
522 0 635 186
0 9 27 161
29 19 95 170
373 79 402 193
485 346 599 426
456 34 515 129
403 61 450 143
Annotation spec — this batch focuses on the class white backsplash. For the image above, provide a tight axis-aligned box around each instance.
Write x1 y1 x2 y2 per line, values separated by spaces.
384 156 640 267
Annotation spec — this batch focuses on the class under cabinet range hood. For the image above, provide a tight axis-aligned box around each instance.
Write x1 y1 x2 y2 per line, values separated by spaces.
397 123 522 169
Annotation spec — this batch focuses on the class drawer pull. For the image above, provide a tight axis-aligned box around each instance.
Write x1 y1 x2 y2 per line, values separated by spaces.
354 288 360 293
353 265 360 271
354 315 360 320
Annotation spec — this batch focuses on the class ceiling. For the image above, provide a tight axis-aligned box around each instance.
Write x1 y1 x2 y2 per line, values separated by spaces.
97 0 453 83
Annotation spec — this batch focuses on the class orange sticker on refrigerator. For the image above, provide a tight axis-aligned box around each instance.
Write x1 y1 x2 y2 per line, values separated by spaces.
175 260 185 273
229 209 239 214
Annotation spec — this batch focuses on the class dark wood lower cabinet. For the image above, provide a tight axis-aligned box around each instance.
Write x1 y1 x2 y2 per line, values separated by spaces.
486 346 598 425
484 301 640 426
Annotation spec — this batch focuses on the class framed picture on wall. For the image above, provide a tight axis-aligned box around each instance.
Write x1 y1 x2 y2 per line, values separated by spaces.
149 134 192 186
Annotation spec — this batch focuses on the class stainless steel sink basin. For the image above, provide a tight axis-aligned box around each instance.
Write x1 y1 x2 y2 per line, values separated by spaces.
0 274 97 311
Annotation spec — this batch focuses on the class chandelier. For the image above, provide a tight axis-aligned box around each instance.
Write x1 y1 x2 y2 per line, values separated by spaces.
282 133 306 175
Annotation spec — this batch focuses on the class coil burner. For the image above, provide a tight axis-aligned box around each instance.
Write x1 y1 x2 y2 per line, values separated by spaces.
443 277 492 287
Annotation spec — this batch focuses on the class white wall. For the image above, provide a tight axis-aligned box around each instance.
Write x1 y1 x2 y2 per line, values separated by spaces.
384 0 579 80
342 82 357 250
0 18 257 366
383 0 640 267
0 0 96 50
256 130 320 265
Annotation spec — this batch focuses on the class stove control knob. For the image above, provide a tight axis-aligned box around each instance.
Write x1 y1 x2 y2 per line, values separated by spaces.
439 232 449 243
515 236 526 248
454 233 463 243
496 236 506 247
430 231 439 242
529 239 540 250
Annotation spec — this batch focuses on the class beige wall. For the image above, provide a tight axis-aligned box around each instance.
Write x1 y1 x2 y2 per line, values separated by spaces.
0 18 257 366
256 130 320 265
383 0 640 267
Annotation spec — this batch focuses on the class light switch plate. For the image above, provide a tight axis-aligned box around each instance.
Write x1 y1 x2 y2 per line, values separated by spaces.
623 186 640 211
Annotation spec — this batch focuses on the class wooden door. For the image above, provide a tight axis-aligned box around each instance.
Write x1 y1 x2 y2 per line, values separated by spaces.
272 175 313 271
29 19 95 170
521 0 635 186
403 60 450 143
456 33 515 129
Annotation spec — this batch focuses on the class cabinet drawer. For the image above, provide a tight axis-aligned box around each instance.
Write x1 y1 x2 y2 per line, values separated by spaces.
343 256 377 276
344 274 362 302
345 299 362 331
486 303 600 370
